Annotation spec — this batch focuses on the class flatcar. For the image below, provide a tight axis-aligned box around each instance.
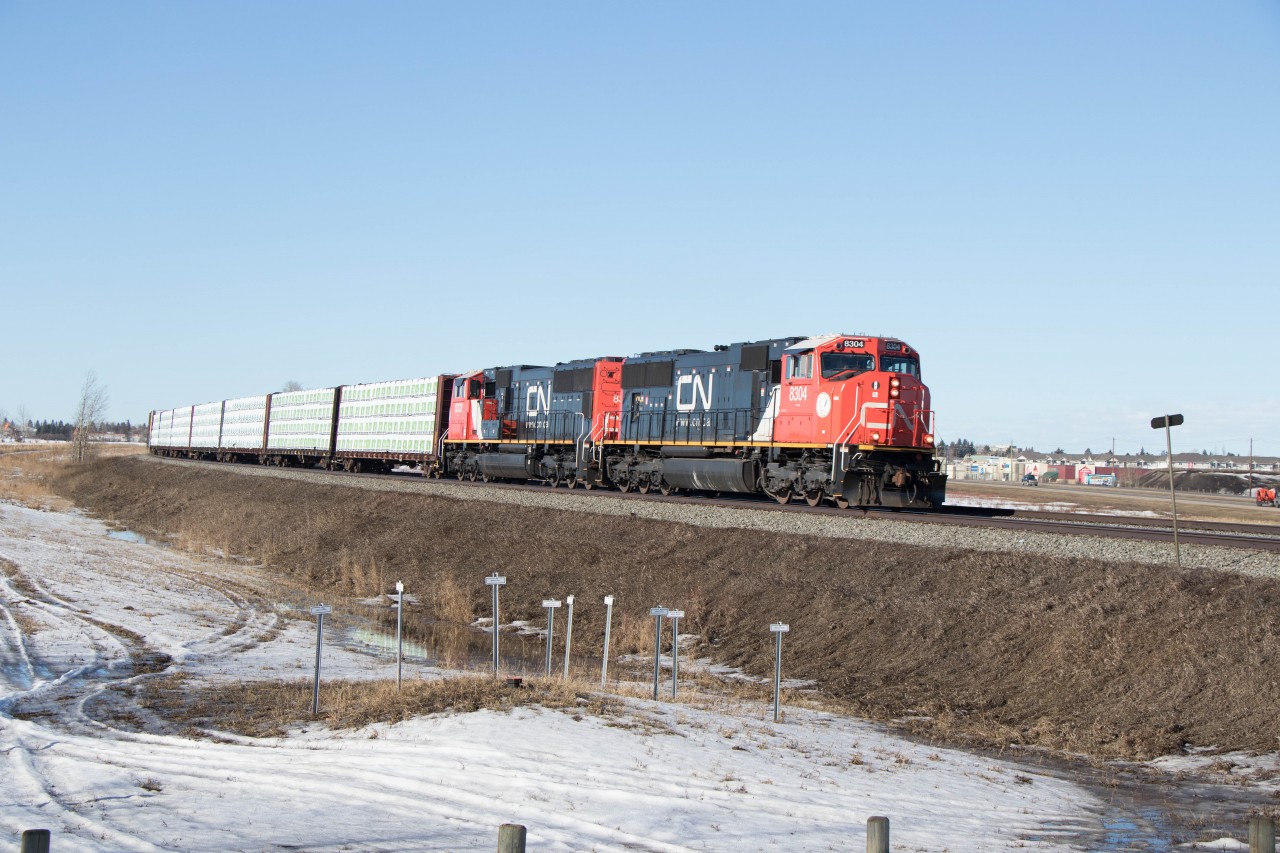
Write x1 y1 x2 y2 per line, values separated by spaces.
148 333 945 508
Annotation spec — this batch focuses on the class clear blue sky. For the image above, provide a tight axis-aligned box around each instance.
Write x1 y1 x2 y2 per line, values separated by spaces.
3 2 1277 455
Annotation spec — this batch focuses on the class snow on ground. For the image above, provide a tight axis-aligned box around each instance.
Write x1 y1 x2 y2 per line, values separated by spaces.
0 501 1111 851
944 495 1162 517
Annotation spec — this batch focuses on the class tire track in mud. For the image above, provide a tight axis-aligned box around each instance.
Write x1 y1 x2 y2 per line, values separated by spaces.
0 559 41 693
0 515 297 849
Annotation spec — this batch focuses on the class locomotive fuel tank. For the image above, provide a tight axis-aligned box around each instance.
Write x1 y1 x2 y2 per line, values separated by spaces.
660 458 758 493
475 453 534 480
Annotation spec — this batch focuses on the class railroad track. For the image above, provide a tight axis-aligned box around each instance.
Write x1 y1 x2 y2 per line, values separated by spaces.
149 456 1280 554
352 468 1280 553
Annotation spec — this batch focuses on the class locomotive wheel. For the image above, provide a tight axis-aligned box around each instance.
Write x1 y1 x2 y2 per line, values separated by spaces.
455 468 466 481
565 472 578 489
772 489 792 505
834 495 851 509
467 470 478 482
637 476 651 494
582 479 596 490
618 478 633 493
805 490 823 508
549 470 562 487
659 481 676 496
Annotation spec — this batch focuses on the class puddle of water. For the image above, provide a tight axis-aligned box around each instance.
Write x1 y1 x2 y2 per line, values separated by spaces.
346 626 439 662
1001 747 1271 851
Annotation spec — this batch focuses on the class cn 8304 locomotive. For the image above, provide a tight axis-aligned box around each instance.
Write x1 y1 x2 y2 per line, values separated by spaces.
149 333 946 509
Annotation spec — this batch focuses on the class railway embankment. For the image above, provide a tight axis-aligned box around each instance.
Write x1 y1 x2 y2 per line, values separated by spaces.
55 454 1280 761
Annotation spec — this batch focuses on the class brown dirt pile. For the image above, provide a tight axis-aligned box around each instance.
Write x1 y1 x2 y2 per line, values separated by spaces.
55 456 1280 760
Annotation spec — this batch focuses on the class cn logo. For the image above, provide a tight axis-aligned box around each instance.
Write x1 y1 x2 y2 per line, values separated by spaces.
525 384 550 415
675 374 713 412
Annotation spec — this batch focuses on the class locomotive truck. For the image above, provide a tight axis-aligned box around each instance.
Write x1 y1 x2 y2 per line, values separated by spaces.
149 333 945 509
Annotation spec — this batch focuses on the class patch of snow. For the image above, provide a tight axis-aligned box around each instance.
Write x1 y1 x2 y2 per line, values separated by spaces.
0 502 1135 850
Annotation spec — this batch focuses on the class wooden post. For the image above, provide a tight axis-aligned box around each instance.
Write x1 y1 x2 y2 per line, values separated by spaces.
867 816 889 853
21 829 51 853
1251 816 1276 853
497 822 527 853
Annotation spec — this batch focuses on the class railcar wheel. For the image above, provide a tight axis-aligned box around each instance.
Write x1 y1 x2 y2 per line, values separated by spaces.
805 490 823 508
771 489 792 505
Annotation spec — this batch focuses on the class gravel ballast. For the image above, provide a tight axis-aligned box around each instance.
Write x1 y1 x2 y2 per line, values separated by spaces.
152 457 1280 578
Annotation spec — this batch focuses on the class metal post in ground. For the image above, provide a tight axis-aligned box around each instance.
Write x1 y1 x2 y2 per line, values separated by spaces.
542 599 561 677
1251 815 1276 853
667 609 684 698
394 580 404 689
497 822 527 853
1151 414 1184 567
867 816 889 853
601 595 615 687
649 606 668 701
485 573 507 675
563 594 575 679
310 604 331 716
770 622 790 722
20 829 51 853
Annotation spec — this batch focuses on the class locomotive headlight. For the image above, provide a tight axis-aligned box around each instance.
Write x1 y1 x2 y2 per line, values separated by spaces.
870 431 881 442
924 434 934 445
889 376 900 398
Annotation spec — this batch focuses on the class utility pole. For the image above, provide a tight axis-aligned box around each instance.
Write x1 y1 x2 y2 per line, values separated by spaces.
1250 438 1254 492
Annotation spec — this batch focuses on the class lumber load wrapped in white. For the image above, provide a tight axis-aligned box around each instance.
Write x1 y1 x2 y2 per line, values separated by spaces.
168 406 193 449
190 402 224 449
337 377 442 455
220 395 268 450
267 387 337 451
150 409 173 447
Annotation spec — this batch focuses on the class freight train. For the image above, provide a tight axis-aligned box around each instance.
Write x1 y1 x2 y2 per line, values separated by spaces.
149 334 946 508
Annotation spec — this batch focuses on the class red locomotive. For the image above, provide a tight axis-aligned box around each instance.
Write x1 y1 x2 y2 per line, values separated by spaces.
443 334 943 508
150 333 946 509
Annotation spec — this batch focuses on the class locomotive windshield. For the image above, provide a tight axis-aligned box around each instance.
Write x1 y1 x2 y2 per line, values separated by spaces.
880 355 920 377
821 352 875 379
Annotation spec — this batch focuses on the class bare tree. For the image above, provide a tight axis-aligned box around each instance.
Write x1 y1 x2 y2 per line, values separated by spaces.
281 380 304 392
14 404 29 441
71 371 110 463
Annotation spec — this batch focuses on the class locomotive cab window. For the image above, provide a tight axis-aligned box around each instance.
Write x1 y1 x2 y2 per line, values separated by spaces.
880 356 920 377
821 352 875 379
787 352 814 380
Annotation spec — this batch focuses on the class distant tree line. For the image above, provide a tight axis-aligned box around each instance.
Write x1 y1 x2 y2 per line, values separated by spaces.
30 419 138 441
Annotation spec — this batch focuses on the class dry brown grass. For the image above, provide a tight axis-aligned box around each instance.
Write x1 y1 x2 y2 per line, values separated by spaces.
52 455 1280 760
136 673 624 737
0 557 42 599
0 444 142 511
952 479 1280 526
